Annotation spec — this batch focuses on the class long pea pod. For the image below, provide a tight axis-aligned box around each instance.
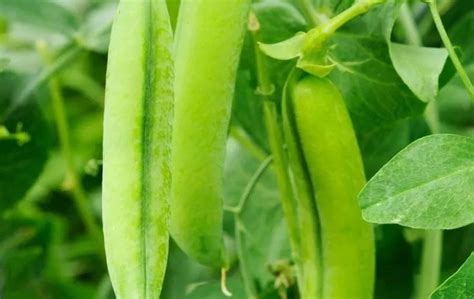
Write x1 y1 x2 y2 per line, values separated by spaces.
171 0 251 268
282 70 322 299
287 75 375 299
102 0 174 298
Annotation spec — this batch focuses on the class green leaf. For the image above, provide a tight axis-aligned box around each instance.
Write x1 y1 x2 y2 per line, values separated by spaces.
231 71 269 152
161 241 212 299
224 138 291 293
0 0 79 36
329 35 425 132
259 32 306 60
359 134 474 230
0 71 51 212
431 253 474 299
389 43 448 103
327 0 426 132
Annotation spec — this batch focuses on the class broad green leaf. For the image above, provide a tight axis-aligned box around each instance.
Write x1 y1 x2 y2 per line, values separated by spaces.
329 35 425 132
389 43 448 103
359 134 474 230
327 0 426 132
161 241 212 299
0 0 79 36
224 138 291 294
232 71 269 153
0 72 50 212
431 253 474 299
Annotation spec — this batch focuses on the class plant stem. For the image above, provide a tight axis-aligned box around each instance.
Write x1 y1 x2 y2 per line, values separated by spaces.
303 0 385 53
250 20 304 293
429 0 474 102
37 42 104 259
415 230 443 299
418 0 455 37
235 156 273 213
262 100 303 291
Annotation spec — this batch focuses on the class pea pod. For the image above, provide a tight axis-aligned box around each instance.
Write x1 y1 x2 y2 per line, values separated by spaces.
288 76 375 299
102 0 174 298
171 0 251 267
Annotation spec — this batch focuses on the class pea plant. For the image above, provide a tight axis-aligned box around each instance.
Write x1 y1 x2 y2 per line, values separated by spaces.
0 0 473 298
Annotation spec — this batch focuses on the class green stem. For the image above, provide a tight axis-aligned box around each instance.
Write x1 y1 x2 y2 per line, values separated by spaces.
262 100 303 292
418 0 455 37
37 42 104 260
235 156 273 213
415 230 443 299
250 26 303 293
429 0 474 102
303 0 385 53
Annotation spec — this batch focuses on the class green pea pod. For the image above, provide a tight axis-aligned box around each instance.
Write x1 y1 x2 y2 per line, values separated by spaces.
282 69 322 299
289 76 375 299
171 0 251 268
102 0 174 298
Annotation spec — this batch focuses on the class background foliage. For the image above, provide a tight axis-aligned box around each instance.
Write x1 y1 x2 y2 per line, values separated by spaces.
0 0 473 298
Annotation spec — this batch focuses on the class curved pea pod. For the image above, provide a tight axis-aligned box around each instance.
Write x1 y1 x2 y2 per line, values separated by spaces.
289 76 375 299
102 0 174 298
171 0 251 268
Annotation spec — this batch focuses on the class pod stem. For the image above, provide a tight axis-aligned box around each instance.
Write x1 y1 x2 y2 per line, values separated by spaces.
249 12 304 294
